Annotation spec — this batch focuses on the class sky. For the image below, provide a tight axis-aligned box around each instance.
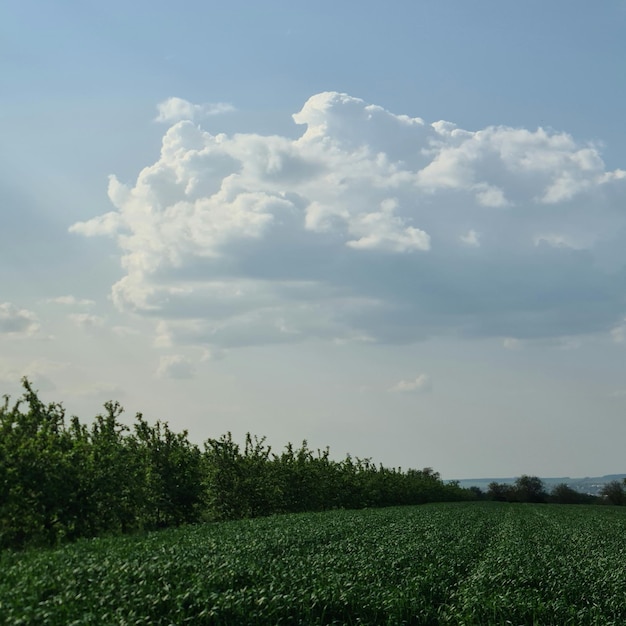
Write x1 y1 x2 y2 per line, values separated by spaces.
2 0 626 479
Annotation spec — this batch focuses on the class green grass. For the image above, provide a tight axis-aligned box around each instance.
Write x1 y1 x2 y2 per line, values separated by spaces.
2 502 626 625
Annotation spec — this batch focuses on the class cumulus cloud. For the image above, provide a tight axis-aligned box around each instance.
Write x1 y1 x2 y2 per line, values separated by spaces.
71 92 626 351
156 354 195 379
389 374 432 393
155 97 235 123
0 303 40 337
68 211 123 237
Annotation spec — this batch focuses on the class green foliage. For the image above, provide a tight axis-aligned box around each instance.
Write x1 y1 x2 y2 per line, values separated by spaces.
0 379 474 550
131 414 205 528
486 477 606 506
514 474 547 503
3 503 626 624
0 380 206 549
0 379 77 547
550 483 597 505
486 480 514 501
486 475 548 503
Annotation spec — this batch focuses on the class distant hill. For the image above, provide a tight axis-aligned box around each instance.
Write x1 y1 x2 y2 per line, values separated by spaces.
454 475 626 497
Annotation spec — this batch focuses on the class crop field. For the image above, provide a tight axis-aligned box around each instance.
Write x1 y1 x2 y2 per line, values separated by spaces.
1 502 626 625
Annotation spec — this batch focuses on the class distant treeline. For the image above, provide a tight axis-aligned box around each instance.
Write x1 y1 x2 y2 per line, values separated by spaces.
2 380 624 551
0 379 472 550
480 475 625 506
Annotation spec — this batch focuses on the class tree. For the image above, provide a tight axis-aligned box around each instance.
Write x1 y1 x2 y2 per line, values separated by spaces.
514 475 547 503
600 480 626 506
487 482 514 502
549 483 595 505
468 486 485 500
0 378 76 547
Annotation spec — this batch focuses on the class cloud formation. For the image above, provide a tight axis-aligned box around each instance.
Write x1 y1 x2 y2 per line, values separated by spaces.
155 97 235 123
69 313 105 330
389 374 432 393
0 303 40 337
156 354 195 379
71 92 626 351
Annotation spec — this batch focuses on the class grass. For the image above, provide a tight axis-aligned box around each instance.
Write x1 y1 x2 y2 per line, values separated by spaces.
2 502 626 624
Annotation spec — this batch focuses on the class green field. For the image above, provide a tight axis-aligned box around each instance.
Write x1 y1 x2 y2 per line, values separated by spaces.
2 502 626 625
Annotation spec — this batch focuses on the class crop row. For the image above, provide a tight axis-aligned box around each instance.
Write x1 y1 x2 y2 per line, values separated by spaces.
1 502 626 624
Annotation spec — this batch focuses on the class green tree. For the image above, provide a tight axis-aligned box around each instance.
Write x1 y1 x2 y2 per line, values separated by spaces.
131 415 204 528
514 475 547 503
549 483 595 505
0 379 75 547
87 401 144 535
487 482 514 502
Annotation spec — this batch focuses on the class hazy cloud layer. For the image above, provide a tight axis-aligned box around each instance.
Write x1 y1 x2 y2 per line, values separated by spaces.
71 92 626 351
69 382 126 398
0 358 67 392
45 296 95 307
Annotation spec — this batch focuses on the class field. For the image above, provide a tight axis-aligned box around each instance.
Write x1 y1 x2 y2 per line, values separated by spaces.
1 502 626 625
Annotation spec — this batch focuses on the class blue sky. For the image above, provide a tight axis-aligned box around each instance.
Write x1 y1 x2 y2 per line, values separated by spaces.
2 1 626 478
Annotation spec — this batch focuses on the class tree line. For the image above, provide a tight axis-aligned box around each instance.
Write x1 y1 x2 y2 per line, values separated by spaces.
0 379 472 550
3 379 623 551
479 475 624 506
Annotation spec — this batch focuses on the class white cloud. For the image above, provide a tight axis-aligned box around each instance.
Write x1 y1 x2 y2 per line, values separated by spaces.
389 374 432 393
460 229 480 247
474 184 510 208
69 211 123 237
156 354 195 379
155 97 235 123
345 199 430 252
71 92 626 351
0 303 40 337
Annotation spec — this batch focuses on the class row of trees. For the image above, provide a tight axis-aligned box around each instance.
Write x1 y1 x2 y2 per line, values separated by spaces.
483 475 622 505
0 379 472 550
3 379 622 550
